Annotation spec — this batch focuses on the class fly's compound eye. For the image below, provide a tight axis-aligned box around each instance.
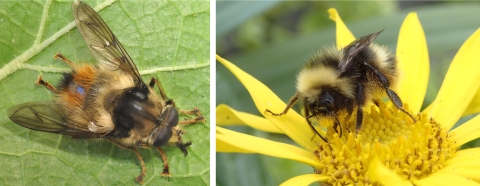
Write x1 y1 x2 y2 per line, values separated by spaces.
153 126 172 147
168 107 179 127
153 108 179 147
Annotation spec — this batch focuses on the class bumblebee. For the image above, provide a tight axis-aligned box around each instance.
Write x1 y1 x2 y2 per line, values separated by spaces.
7 0 204 184
266 30 415 142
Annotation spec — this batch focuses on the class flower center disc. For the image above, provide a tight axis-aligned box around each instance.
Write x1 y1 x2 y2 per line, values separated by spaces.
311 102 456 185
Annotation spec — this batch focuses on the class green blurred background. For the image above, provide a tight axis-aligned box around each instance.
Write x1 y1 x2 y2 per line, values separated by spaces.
216 1 480 185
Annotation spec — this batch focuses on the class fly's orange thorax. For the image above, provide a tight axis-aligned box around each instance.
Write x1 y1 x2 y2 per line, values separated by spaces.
57 64 98 108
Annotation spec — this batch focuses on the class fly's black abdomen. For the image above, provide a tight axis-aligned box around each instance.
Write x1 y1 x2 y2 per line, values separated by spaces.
59 73 75 89
110 86 159 138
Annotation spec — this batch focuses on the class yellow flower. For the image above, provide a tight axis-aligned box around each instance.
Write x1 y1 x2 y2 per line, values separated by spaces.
217 8 480 186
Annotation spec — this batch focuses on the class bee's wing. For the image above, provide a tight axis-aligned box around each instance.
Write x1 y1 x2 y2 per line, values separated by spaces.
339 30 383 74
72 1 143 84
7 101 104 138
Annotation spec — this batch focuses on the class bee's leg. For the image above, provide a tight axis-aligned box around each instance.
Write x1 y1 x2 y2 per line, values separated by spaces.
53 52 76 67
386 89 417 122
35 75 60 94
345 123 352 134
364 63 417 123
355 84 366 132
372 99 380 107
149 77 168 100
306 116 328 142
132 148 146 184
265 92 299 116
344 109 353 133
332 114 342 137
356 108 364 132
305 104 328 142
156 147 171 177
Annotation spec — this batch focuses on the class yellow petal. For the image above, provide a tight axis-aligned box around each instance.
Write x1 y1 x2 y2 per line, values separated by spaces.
440 168 480 182
446 148 480 165
216 104 283 133
217 55 321 150
463 90 480 116
280 174 328 186
216 137 253 153
216 127 254 153
216 127 321 167
413 172 480 186
426 28 480 129
443 157 480 169
368 158 412 186
395 12 429 114
449 114 480 147
443 153 480 180
328 8 355 49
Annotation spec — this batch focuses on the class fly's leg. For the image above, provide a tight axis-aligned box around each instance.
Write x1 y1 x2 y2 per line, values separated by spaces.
149 77 205 124
149 77 168 100
169 127 192 156
35 75 59 94
132 148 147 184
156 147 171 177
38 53 76 94
53 52 77 67
179 108 205 124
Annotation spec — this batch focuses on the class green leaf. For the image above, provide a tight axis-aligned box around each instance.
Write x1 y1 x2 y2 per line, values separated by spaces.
0 0 210 185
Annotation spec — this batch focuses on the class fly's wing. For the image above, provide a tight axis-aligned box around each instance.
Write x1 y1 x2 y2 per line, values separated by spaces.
339 30 383 75
7 101 104 138
72 0 143 84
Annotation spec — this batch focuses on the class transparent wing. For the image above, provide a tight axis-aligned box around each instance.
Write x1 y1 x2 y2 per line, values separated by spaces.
7 101 104 138
339 30 383 75
72 0 143 84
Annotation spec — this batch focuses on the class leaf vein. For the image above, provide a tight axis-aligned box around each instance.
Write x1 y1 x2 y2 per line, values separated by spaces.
172 6 184 65
20 61 209 74
34 0 52 45
0 0 116 82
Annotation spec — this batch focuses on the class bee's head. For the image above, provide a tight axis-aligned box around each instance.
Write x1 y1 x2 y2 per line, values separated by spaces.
309 90 336 113
296 50 356 116
303 87 353 116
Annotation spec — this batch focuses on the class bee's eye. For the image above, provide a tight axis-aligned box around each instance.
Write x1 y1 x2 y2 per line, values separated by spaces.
307 101 317 111
321 93 335 110
325 99 334 108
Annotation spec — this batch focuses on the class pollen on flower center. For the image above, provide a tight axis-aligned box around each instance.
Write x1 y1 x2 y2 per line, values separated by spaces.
311 102 457 185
